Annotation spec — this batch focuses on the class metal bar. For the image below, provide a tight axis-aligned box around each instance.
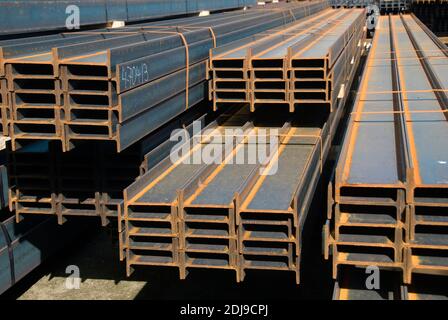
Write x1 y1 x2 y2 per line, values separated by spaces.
0 1 330 152
209 8 365 112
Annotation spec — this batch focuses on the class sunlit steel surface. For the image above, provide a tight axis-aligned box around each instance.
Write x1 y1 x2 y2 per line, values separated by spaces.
325 14 448 285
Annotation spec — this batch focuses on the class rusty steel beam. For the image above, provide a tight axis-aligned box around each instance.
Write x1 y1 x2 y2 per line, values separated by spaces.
7 103 207 226
325 14 448 286
0 1 329 152
209 8 365 113
121 22 365 282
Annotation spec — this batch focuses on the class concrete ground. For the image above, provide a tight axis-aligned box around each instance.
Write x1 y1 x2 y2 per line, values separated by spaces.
15 230 147 300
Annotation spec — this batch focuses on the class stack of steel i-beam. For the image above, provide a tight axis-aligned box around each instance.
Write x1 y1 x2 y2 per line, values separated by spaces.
379 0 410 13
122 7 366 283
2 1 331 225
8 104 207 226
0 0 329 152
209 8 365 112
325 14 448 288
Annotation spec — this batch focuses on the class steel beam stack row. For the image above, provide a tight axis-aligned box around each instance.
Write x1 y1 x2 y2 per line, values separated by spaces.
8 141 142 226
7 104 207 226
0 0 257 36
121 12 366 282
0 1 329 152
379 0 410 13
209 8 365 113
325 14 448 285
329 0 410 12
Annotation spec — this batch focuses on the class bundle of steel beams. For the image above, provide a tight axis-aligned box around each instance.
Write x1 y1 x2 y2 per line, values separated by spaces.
330 0 410 12
412 1 448 35
7 103 208 226
379 0 410 13
0 0 257 36
121 20 365 282
209 8 365 113
0 1 329 152
8 140 142 226
325 14 448 285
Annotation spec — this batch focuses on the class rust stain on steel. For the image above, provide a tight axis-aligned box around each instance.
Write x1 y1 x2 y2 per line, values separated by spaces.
326 14 448 286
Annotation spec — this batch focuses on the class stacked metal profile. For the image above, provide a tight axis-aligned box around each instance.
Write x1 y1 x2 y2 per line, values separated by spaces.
379 0 410 12
122 9 366 282
412 0 448 35
325 14 448 285
209 8 365 113
330 0 410 11
8 141 141 226
0 0 257 36
7 104 207 226
0 0 329 152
